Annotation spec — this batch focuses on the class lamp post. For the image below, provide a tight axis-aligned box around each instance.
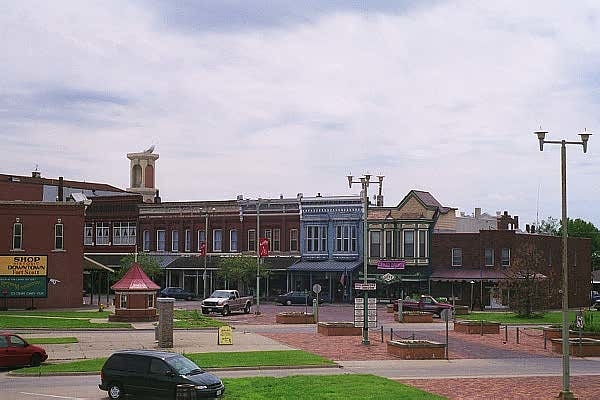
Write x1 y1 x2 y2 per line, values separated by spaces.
535 128 591 400
255 198 262 315
470 281 475 311
347 173 383 345
203 207 216 299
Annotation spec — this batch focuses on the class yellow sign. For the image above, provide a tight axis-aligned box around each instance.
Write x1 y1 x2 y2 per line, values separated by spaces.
0 256 48 276
218 326 233 345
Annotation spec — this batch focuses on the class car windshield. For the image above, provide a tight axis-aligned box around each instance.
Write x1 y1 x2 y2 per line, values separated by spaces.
210 291 232 298
166 355 204 375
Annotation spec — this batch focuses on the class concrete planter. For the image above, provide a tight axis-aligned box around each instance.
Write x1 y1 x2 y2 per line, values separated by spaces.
551 338 600 357
454 320 500 334
317 322 361 336
387 340 446 359
395 312 433 323
276 312 315 324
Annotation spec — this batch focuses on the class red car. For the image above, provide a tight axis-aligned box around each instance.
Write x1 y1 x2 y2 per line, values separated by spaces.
0 332 48 368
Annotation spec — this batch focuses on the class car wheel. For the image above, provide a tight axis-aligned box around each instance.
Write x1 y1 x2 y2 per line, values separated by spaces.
186 295 192 301
108 383 123 399
221 306 230 316
286 300 292 306
201 308 209 315
29 353 42 367
244 303 251 314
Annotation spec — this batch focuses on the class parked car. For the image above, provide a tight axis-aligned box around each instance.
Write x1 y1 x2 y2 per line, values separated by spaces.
276 291 325 305
99 349 225 399
393 295 453 317
201 290 253 316
591 291 600 306
159 287 196 300
0 332 48 368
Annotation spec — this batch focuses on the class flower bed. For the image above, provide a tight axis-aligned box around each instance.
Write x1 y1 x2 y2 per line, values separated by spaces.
394 312 433 323
276 312 315 324
454 320 500 334
387 339 446 359
317 322 361 336
550 338 600 357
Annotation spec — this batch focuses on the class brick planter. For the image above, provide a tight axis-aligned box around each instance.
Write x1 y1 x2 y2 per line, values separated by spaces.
317 322 361 336
454 320 500 334
543 327 600 340
386 304 394 313
551 338 600 357
395 312 434 323
276 312 315 324
454 305 470 315
387 340 446 359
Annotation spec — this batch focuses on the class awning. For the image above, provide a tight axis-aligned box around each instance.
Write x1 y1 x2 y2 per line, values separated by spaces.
288 260 361 273
429 268 505 282
83 256 115 273
164 255 300 270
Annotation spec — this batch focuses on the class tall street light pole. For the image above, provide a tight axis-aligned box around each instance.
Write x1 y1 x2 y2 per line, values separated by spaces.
347 174 383 345
203 207 215 299
255 198 261 315
535 128 591 400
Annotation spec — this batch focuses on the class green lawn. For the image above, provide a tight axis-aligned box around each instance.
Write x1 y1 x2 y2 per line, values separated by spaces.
172 310 226 328
14 350 334 375
0 315 131 329
25 337 79 344
221 375 447 400
457 311 577 325
0 311 111 318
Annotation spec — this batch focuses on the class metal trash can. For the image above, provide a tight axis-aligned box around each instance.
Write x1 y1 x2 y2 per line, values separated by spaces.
176 384 196 400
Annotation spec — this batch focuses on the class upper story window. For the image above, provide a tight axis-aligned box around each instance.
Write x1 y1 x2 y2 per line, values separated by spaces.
171 230 179 252
84 223 93 245
501 248 510 267
184 229 191 252
197 230 206 252
418 230 427 258
96 222 110 245
273 229 280 252
12 223 22 250
369 230 381 258
403 230 415 258
54 223 64 250
230 229 238 252
306 225 327 253
452 248 462 267
485 248 494 266
213 229 222 252
248 229 256 252
113 222 136 245
156 230 166 252
335 225 357 253
290 229 298 252
384 230 393 257
143 230 150 251
265 229 272 251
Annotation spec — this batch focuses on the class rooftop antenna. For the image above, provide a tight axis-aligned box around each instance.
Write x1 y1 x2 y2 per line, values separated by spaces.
536 182 540 228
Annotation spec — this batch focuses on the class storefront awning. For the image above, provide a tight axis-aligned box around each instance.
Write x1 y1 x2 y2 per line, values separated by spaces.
429 268 505 282
83 256 115 273
288 260 361 273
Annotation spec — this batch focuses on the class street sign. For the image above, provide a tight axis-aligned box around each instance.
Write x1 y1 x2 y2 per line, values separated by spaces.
354 297 377 328
354 282 376 290
576 315 583 329
312 283 322 294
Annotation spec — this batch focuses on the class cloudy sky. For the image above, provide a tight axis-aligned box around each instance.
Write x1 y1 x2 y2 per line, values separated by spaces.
2 0 599 227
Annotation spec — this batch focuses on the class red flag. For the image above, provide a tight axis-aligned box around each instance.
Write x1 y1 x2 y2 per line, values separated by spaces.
200 242 206 256
259 238 269 257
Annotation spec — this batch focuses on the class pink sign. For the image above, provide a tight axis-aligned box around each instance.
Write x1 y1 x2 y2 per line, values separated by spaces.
377 260 405 270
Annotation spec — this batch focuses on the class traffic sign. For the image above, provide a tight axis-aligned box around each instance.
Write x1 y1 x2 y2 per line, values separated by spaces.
354 283 376 290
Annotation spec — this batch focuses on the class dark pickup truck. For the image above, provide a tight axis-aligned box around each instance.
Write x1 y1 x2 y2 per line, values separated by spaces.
394 295 453 317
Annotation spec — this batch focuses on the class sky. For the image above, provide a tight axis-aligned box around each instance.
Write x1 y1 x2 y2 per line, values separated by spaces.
2 0 600 227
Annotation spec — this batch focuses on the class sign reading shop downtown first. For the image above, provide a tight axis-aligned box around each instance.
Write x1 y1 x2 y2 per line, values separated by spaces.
0 256 48 298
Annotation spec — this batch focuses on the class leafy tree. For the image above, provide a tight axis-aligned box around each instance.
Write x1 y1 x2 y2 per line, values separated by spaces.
115 253 163 282
499 242 560 318
216 256 267 295
564 218 600 271
535 216 560 235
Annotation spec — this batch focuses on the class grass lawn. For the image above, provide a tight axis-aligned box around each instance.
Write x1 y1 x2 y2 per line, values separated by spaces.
457 311 577 325
221 374 447 400
0 315 131 329
14 350 334 375
25 337 79 344
0 311 111 318
172 310 226 328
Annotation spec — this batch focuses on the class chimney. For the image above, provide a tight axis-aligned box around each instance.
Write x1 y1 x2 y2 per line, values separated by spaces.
32 170 41 178
280 194 283 199
317 192 321 197
526 224 530 233
154 190 161 204
58 176 64 202
475 208 481 219
514 215 519 229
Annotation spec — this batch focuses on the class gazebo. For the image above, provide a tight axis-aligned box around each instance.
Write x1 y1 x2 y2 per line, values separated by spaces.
109 262 160 322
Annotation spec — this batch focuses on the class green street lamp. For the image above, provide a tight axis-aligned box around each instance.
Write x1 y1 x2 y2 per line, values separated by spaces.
535 128 591 400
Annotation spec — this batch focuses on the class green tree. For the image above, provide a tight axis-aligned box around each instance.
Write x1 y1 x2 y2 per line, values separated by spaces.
535 216 560 235
564 218 600 271
115 253 163 282
217 256 267 295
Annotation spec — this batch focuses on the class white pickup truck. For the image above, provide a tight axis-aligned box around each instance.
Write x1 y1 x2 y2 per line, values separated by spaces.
201 290 253 316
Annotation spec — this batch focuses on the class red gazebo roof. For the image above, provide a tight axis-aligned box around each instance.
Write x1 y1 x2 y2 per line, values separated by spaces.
111 262 160 291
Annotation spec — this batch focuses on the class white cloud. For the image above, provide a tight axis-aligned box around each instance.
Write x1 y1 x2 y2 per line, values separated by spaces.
1 0 599 226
